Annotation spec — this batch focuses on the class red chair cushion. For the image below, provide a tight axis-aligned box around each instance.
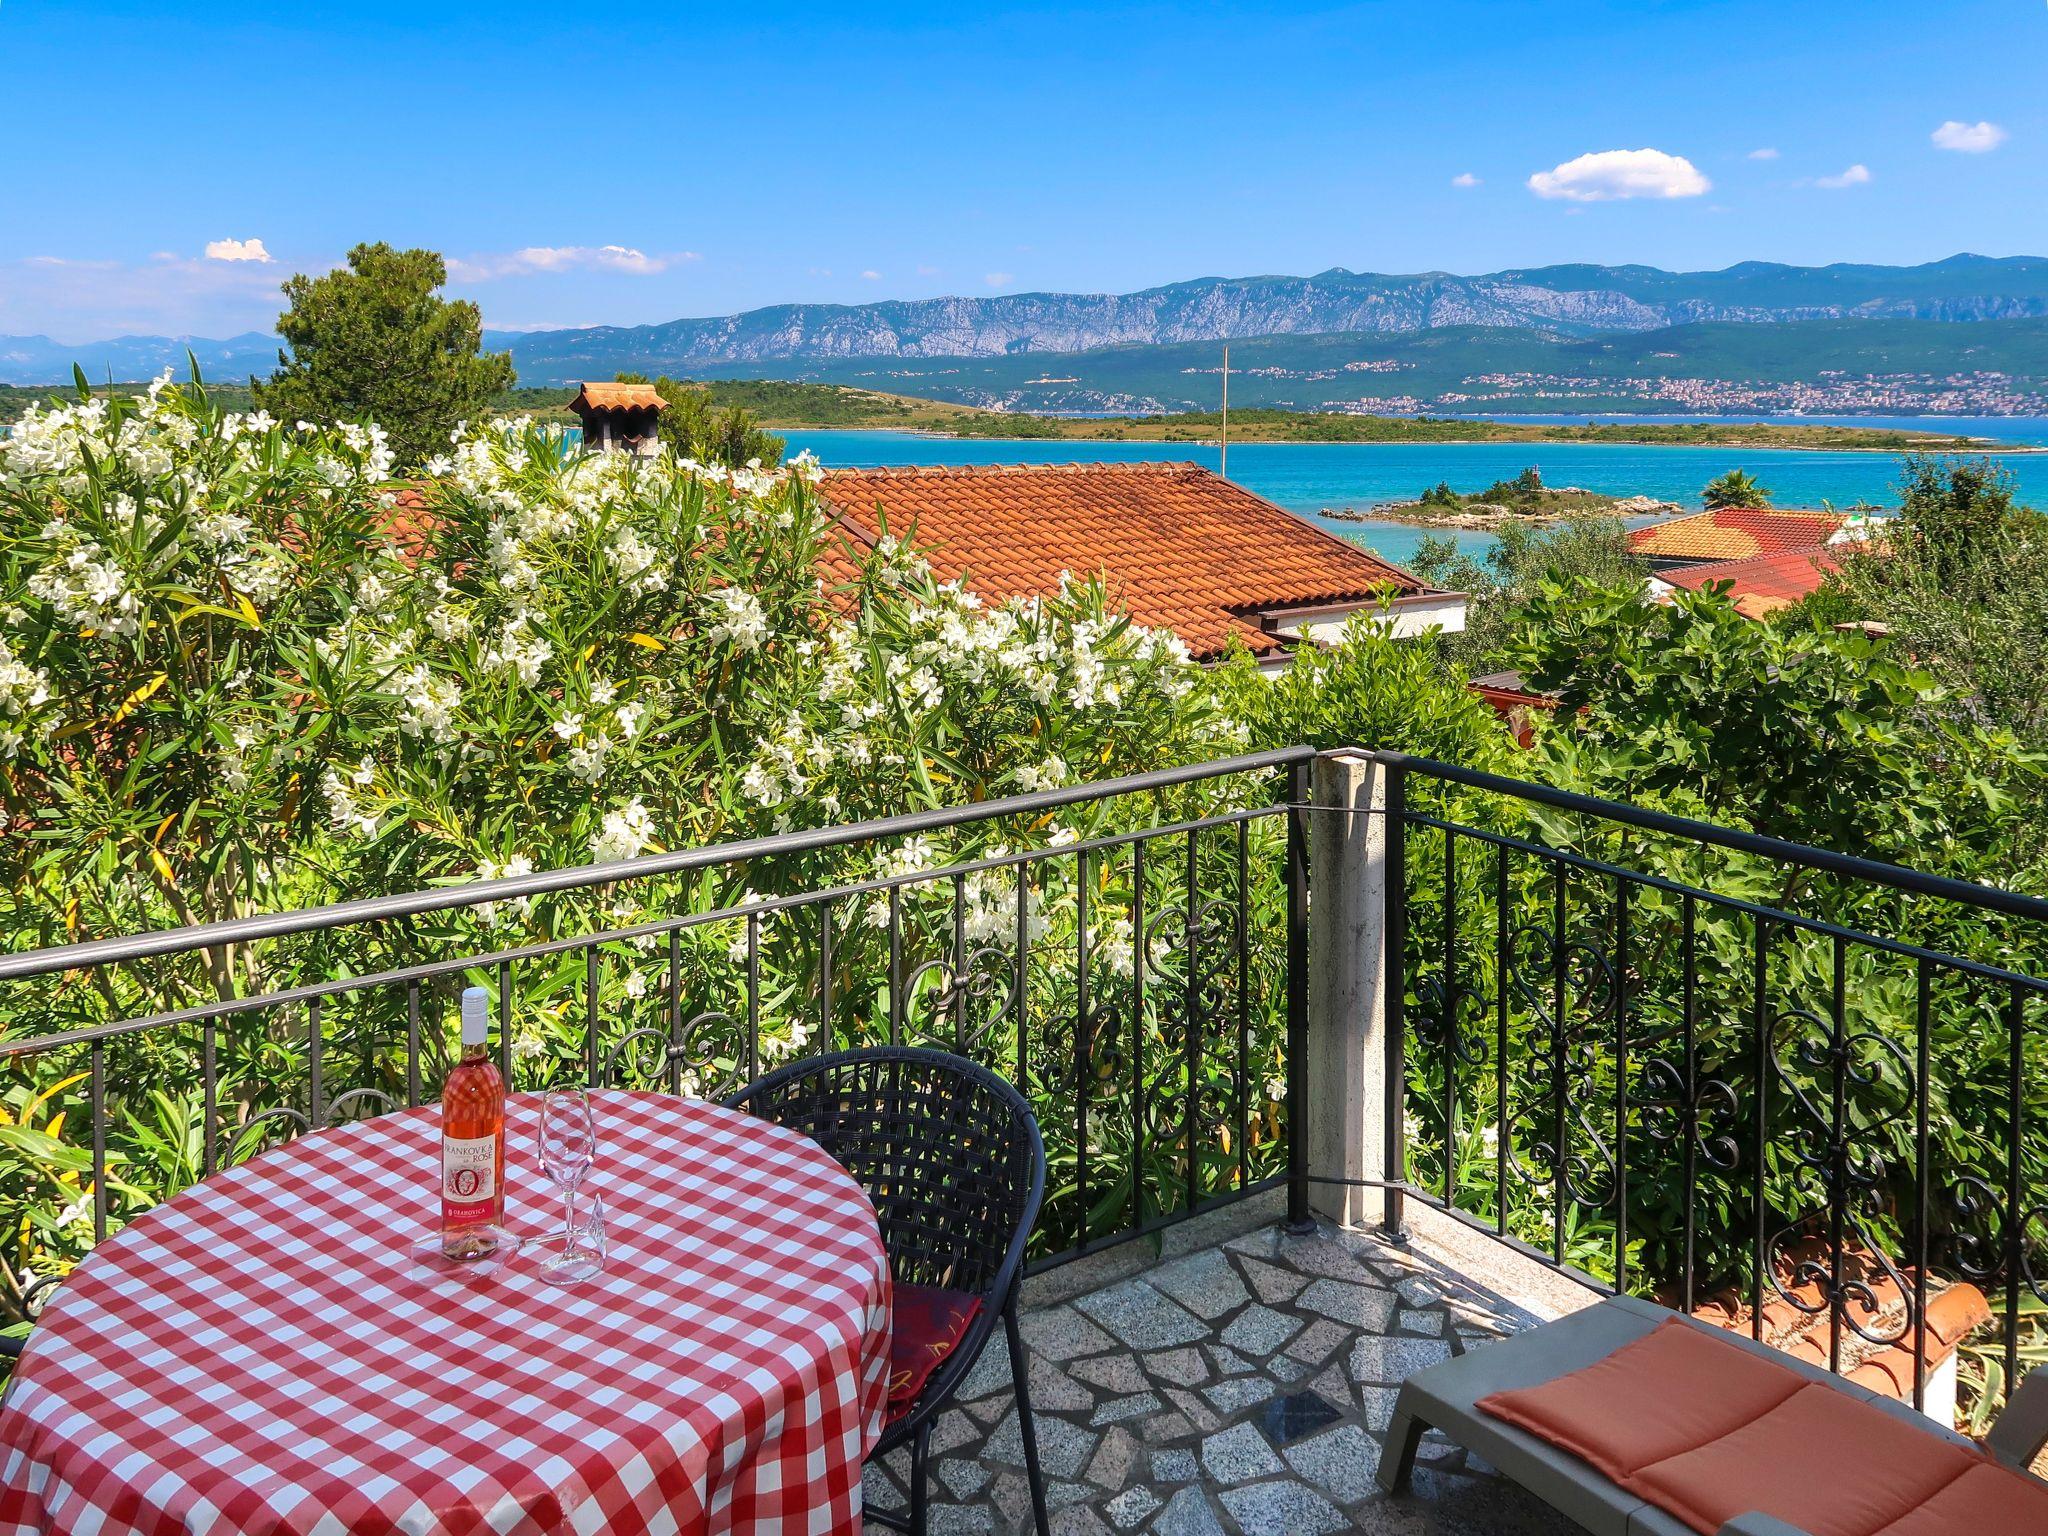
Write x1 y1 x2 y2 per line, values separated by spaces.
1868 1460 2048 1536
1479 1318 1805 1482
1629 1383 1980 1536
888 1283 983 1423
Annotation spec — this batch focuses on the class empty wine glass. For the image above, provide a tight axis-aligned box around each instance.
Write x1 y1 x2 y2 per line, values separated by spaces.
536 1089 597 1280
540 1192 607 1286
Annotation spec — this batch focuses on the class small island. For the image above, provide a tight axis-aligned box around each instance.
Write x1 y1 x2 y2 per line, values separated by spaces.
1323 467 1680 529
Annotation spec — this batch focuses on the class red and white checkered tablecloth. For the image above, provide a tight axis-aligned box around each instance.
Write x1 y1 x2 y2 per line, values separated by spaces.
0 1091 892 1536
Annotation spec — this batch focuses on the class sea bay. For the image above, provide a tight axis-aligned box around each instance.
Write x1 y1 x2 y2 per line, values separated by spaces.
782 424 2048 569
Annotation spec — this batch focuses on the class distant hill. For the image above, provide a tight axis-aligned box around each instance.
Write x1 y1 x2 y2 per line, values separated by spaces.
634 317 2048 416
0 332 280 388
6 256 2046 409
495 255 2048 380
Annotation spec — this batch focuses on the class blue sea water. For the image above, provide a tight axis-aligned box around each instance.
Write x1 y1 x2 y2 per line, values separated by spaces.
782 423 2048 569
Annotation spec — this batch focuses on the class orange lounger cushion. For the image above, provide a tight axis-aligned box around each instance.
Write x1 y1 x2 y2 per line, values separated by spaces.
1478 1318 1805 1483
1628 1382 1980 1536
1866 1460 2048 1535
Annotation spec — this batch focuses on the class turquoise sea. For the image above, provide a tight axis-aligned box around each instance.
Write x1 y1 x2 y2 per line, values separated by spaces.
783 421 2048 569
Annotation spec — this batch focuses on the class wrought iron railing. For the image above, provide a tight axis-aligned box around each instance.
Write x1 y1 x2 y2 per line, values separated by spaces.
0 747 1313 1329
9 741 2046 1424
1381 750 2048 1415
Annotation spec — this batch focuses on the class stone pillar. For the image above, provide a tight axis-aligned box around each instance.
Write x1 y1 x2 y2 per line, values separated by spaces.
1305 749 1393 1228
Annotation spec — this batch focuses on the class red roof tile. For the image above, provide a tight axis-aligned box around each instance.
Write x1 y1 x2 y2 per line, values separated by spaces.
1658 546 1838 618
1629 507 1847 563
818 462 1425 660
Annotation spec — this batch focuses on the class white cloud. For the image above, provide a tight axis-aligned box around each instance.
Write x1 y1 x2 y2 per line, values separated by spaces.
860 269 882 281
1 251 291 340
915 264 940 277
446 244 673 281
1747 147 1780 161
984 271 1016 287
1932 120 2007 153
1813 163 1872 189
204 238 272 264
1450 172 1481 188
1528 148 1710 202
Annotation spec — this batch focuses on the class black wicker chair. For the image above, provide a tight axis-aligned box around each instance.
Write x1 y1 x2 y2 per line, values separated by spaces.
726 1046 1049 1536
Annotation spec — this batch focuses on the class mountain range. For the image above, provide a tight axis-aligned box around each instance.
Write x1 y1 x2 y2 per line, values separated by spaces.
4 255 2045 390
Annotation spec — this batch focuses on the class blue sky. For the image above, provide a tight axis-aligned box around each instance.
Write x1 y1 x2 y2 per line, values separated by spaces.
2 0 2042 340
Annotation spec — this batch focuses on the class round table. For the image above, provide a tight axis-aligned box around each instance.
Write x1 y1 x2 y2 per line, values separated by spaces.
0 1091 891 1536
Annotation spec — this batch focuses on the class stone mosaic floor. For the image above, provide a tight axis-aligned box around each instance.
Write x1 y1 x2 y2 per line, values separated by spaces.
862 1220 1585 1535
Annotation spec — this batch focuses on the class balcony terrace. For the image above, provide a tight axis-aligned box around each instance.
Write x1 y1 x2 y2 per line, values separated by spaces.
3 746 2044 1535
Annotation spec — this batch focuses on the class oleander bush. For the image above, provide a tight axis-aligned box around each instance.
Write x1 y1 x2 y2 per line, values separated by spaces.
0 374 1288 1314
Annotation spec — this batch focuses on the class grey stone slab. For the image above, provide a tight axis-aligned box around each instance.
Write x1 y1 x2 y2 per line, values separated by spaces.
1104 1485 1160 1529
966 1393 1011 1425
959 1334 1014 1400
1137 1407 1196 1442
984 1407 1099 1481
1026 1353 1098 1412
1358 1382 1400 1432
1198 1422 1285 1484
1163 1385 1223 1433
1270 1233 1380 1280
1020 1305 1118 1362
1309 1360 1356 1414
1295 1277 1398 1332
1284 1317 1353 1367
1396 1275 1446 1307
1086 1425 1142 1490
1217 1480 1350 1536
1269 1356 1310 1385
935 1452 994 1501
1072 1280 1208 1351
1200 1376 1277 1415
1150 1449 1199 1483
1218 1304 1302 1356
1237 1255 1309 1305
1398 1307 1447 1337
1347 1333 1452 1385
1071 1353 1149 1395
1047 1508 1108 1536
1280 1424 1382 1505
1151 1487 1225 1536
1141 1347 1209 1388
1144 1248 1250 1320
1222 1226 1283 1260
928 1503 995 1535
1090 1392 1164 1428
930 1409 981 1457
1204 1342 1254 1377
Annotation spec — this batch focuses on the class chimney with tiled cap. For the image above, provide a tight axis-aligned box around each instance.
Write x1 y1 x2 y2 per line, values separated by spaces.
565 381 667 457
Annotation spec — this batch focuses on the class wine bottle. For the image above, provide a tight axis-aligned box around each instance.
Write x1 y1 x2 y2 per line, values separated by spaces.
440 986 507 1259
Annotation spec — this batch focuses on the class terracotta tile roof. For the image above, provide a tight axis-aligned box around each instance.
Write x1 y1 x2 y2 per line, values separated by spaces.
1629 507 1847 563
567 381 668 413
1657 546 1838 619
817 462 1426 660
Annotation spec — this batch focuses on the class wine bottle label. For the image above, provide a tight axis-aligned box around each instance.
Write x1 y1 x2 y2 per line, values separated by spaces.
441 1134 499 1225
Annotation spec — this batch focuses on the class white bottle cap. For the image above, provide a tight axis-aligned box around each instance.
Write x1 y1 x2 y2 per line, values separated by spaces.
460 986 490 1046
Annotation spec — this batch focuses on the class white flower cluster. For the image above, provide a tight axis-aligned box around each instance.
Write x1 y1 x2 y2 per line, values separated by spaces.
590 798 656 863
0 636 53 758
702 587 769 651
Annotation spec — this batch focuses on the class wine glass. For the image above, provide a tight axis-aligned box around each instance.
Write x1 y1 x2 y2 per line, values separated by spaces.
536 1088 597 1281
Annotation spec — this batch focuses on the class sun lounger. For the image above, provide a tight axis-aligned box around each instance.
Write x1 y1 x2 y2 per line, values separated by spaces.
1376 1293 2048 1536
